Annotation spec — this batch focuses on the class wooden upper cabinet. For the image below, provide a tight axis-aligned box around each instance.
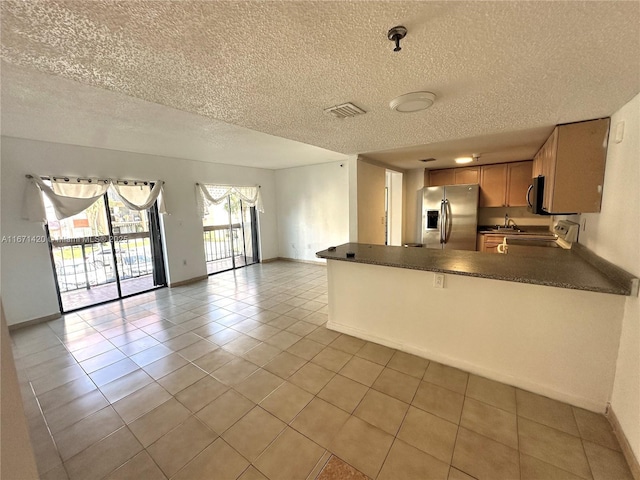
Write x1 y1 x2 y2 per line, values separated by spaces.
454 166 480 185
506 161 533 207
427 167 479 186
532 119 609 213
479 164 508 207
532 128 558 212
428 169 455 186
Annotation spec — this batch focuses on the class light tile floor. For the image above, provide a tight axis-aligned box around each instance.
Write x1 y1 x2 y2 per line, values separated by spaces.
11 261 634 480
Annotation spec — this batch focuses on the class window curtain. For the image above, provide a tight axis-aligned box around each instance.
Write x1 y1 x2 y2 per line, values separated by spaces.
22 175 167 223
111 181 167 214
23 176 110 222
196 183 264 216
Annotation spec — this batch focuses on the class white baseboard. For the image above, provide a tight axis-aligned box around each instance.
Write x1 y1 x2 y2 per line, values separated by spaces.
274 257 326 266
8 312 62 331
327 319 606 413
168 275 208 288
607 405 640 480
260 258 280 264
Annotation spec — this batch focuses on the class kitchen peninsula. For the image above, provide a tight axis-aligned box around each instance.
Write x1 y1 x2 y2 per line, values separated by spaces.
316 243 638 412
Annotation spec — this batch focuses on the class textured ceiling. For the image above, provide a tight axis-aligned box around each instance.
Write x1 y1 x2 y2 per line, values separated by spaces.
0 63 348 169
361 126 554 170
1 1 639 169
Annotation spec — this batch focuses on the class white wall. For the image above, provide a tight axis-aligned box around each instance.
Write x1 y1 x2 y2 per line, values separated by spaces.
357 160 386 245
386 170 403 246
0 136 278 326
578 94 640 461
1 300 39 478
403 168 425 244
274 161 349 262
348 157 359 242
327 260 625 412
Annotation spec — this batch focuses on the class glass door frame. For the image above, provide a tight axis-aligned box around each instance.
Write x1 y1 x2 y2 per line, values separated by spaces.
47 190 167 314
203 193 259 275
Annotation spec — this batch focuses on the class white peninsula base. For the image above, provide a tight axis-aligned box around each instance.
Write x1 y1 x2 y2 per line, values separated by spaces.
326 259 625 412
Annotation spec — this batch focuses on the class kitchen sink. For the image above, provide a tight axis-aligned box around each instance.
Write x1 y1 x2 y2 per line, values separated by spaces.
480 226 525 233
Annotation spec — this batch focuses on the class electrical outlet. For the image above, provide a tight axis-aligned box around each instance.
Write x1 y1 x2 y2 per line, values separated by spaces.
433 273 445 288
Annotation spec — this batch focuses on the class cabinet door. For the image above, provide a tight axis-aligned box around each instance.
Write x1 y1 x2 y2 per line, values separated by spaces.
480 234 503 253
506 161 533 207
552 118 609 213
484 244 501 254
429 169 455 186
541 128 558 212
479 164 508 207
454 167 480 185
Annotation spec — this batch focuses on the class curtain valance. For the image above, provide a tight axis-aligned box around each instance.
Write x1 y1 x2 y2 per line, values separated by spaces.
196 183 264 216
22 175 168 223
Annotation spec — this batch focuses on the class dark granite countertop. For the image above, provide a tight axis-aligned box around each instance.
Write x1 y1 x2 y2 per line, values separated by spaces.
316 243 638 296
477 225 555 236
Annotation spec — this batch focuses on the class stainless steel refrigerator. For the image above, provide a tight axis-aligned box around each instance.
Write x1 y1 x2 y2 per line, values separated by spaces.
421 184 479 250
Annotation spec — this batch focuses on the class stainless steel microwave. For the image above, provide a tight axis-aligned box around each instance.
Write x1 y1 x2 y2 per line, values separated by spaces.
527 175 576 215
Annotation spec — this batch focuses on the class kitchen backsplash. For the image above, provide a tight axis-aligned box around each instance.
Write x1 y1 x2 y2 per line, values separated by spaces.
478 206 552 228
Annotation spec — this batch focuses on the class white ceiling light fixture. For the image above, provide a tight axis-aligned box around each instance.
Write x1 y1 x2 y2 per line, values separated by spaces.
455 156 473 164
390 92 436 113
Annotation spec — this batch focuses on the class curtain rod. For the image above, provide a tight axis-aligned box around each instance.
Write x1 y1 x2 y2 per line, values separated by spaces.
25 175 163 186
196 182 261 188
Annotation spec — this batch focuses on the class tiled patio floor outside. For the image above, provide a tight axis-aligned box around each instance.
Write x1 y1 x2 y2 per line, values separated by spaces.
206 255 256 275
61 276 157 312
62 257 254 311
11 261 634 480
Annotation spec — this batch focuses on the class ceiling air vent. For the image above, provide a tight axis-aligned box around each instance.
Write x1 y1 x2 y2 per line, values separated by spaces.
324 102 366 119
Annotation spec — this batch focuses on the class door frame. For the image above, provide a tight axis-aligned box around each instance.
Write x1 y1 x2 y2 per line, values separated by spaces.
47 190 167 314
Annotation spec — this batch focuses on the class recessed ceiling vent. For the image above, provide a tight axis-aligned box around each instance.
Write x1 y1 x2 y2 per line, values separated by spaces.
324 102 366 119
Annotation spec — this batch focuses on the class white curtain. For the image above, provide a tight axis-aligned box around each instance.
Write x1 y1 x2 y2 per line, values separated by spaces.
111 182 167 214
23 176 110 221
22 175 168 222
196 183 264 216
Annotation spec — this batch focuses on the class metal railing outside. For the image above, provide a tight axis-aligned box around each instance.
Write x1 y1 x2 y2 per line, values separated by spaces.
51 233 153 293
203 224 242 263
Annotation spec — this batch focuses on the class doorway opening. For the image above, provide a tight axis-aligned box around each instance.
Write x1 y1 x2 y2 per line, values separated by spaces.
45 184 166 312
385 170 404 246
202 194 259 275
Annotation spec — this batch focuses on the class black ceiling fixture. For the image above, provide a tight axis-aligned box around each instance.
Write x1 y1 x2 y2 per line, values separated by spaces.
387 26 407 52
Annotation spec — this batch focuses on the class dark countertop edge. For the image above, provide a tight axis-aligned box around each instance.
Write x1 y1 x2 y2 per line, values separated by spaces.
572 243 639 296
316 244 637 297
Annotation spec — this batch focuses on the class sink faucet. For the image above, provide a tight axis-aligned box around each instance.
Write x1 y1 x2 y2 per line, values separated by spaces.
504 214 518 229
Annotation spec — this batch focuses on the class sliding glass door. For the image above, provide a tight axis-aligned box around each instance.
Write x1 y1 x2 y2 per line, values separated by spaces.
45 186 166 312
203 194 259 275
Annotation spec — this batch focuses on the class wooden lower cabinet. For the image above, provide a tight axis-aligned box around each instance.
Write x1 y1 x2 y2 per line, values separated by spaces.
477 234 505 253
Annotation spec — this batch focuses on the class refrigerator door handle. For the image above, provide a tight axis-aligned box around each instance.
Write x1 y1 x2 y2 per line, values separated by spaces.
444 199 451 243
439 200 445 244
